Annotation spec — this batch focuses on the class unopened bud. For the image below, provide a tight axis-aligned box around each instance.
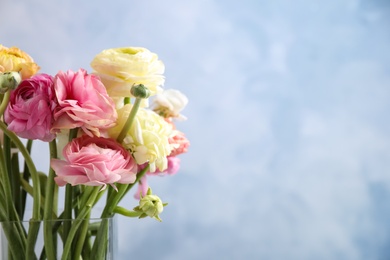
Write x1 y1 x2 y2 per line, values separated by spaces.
130 84 150 99
133 188 167 222
0 72 21 93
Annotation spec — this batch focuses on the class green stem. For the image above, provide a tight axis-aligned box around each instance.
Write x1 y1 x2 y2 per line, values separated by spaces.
61 128 79 249
0 218 26 259
72 211 91 260
113 206 142 217
62 184 73 244
116 97 142 143
0 122 41 257
68 128 78 141
20 177 51 213
26 220 40 260
21 139 33 219
0 89 11 118
91 165 149 258
2 135 14 212
43 140 58 260
124 164 150 197
103 165 149 219
11 153 21 217
61 187 100 260
90 218 110 259
0 142 26 258
0 121 41 220
78 186 95 211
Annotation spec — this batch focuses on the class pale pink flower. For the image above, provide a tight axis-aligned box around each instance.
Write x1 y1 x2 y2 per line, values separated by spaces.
4 74 57 141
52 69 117 137
150 156 181 175
169 130 190 157
165 156 180 175
134 156 180 199
51 136 138 189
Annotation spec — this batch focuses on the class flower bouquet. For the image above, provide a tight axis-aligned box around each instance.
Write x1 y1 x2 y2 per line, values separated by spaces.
0 44 189 259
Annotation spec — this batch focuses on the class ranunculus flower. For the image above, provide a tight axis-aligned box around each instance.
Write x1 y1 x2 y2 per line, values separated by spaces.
164 156 180 175
90 47 165 97
52 69 117 137
134 156 180 199
150 89 188 120
108 104 172 172
51 136 138 189
0 44 40 79
4 74 57 141
169 130 190 157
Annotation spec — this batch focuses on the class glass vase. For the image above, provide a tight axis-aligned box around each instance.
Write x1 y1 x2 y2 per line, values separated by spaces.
0 216 117 260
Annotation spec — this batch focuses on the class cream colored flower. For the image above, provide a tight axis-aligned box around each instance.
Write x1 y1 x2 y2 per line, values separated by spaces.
150 89 188 120
108 104 173 172
90 47 165 98
0 44 40 79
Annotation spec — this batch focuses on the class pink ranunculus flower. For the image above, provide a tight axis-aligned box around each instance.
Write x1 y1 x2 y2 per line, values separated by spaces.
169 130 190 157
165 156 180 175
51 136 138 189
52 69 117 137
4 73 57 141
134 156 180 199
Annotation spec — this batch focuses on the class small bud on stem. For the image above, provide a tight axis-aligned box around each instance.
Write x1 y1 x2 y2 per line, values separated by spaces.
0 72 21 94
130 84 150 99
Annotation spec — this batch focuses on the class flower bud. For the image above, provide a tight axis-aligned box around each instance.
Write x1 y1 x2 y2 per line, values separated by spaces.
133 188 167 221
130 84 150 99
0 72 21 93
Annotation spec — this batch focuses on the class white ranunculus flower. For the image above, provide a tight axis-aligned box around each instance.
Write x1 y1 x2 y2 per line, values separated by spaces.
108 104 173 172
90 47 165 98
150 89 188 120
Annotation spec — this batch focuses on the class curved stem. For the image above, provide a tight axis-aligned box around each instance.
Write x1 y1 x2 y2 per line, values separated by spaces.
0 121 41 220
0 121 41 257
116 97 141 143
0 140 26 257
0 90 11 118
113 206 142 217
91 165 149 258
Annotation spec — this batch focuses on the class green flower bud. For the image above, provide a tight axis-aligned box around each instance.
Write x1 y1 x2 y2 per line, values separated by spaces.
0 72 21 94
130 84 150 99
133 188 167 222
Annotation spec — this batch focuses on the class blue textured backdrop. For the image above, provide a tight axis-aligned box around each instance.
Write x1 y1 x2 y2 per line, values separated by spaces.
1 0 390 259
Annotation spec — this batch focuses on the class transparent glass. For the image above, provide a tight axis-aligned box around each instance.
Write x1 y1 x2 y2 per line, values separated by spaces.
0 217 117 260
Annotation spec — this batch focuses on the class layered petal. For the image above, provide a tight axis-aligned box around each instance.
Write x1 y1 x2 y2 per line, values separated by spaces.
51 136 138 188
52 69 117 136
0 44 39 79
4 74 57 141
91 47 164 97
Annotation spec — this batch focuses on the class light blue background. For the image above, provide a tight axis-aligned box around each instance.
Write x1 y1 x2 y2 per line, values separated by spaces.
1 0 390 259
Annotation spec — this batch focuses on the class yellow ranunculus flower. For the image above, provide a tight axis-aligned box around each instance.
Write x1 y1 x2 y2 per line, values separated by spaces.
0 44 40 79
90 47 165 98
108 104 172 172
